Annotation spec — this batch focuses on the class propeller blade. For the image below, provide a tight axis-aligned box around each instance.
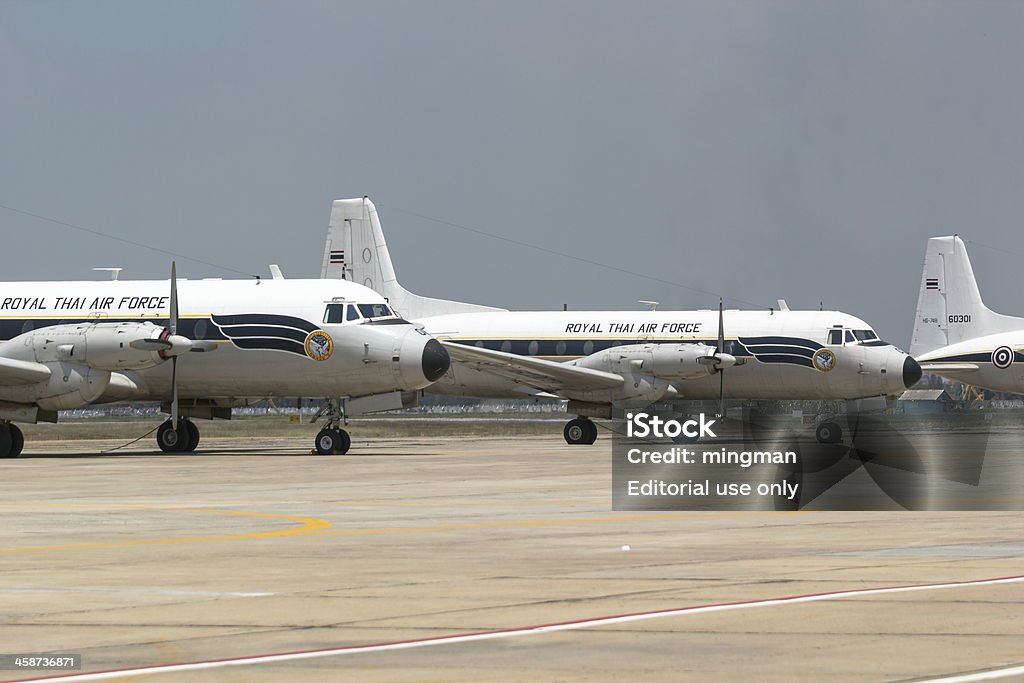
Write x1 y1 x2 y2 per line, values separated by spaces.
169 261 179 336
168 261 181 433
717 297 725 354
718 298 725 418
189 341 219 352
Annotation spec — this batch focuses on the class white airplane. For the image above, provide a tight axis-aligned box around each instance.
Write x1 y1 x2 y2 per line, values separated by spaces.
321 197 920 445
910 235 1023 393
0 264 450 457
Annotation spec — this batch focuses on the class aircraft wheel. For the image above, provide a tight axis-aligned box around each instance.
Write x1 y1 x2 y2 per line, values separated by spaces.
0 424 13 458
157 420 193 453
8 424 24 457
183 420 200 453
815 421 842 444
315 428 350 455
564 418 597 445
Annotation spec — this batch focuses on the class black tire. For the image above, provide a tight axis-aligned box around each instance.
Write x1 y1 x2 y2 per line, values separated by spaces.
315 428 345 455
338 429 352 455
157 420 193 453
8 424 24 457
0 425 13 458
815 421 842 444
564 418 596 445
183 420 200 453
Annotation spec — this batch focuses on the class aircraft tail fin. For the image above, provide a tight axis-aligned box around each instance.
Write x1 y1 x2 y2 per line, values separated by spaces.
322 197 506 320
910 235 1020 356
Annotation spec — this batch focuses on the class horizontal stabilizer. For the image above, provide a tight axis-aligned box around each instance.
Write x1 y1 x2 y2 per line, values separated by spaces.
442 341 623 394
0 356 51 386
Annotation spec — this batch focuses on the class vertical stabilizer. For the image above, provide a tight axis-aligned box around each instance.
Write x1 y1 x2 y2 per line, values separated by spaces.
322 197 506 320
910 236 1021 356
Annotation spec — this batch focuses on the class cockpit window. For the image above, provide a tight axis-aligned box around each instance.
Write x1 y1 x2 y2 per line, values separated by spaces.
357 303 394 319
346 305 361 322
853 329 878 341
845 330 855 343
828 329 844 345
324 303 345 324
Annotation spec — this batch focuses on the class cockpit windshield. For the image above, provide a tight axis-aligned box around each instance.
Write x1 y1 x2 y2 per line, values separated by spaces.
853 330 878 341
357 303 395 319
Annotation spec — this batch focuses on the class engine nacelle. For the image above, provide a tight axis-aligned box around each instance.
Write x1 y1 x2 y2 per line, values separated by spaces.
0 360 111 411
574 343 721 381
28 322 173 371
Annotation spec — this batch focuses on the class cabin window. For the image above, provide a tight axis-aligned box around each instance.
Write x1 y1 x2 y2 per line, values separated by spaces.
583 340 594 355
358 303 394 319
324 303 346 324
528 341 539 355
555 341 567 355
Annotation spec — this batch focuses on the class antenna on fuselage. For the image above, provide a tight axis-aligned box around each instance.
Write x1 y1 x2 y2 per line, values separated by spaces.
638 300 659 311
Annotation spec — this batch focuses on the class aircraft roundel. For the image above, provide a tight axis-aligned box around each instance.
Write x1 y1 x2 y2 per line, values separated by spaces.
991 346 1014 369
304 330 334 361
812 348 837 373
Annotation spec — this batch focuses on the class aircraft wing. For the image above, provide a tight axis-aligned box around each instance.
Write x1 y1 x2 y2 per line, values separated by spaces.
0 356 51 386
920 363 979 373
441 342 624 393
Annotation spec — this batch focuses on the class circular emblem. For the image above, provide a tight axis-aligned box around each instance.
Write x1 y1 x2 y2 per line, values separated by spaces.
991 346 1014 369
812 348 837 372
304 330 334 361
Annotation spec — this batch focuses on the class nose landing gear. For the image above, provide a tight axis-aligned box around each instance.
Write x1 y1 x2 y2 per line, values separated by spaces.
312 398 351 455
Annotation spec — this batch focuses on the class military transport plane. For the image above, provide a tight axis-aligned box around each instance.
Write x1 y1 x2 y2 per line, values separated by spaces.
321 197 920 445
0 266 450 457
911 235 1024 394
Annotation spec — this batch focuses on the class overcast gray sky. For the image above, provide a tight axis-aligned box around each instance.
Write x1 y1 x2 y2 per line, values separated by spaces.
3 1 1024 347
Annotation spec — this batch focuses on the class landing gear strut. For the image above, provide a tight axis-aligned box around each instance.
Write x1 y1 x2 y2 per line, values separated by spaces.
0 422 24 458
312 398 351 455
564 417 598 445
157 419 200 453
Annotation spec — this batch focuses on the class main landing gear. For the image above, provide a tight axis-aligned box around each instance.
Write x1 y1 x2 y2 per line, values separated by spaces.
312 398 351 455
0 422 25 458
815 421 843 444
564 417 598 445
157 419 200 453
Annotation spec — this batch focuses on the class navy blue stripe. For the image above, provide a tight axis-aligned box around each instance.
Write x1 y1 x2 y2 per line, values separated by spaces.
738 336 823 351
754 354 815 368
211 314 318 333
0 318 226 342
231 338 308 356
740 344 816 358
215 325 309 344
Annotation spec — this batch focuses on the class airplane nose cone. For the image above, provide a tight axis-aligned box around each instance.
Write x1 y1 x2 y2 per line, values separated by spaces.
903 356 923 389
421 339 450 382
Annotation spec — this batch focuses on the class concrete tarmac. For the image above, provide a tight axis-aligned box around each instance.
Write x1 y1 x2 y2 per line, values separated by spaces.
0 433 1022 682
